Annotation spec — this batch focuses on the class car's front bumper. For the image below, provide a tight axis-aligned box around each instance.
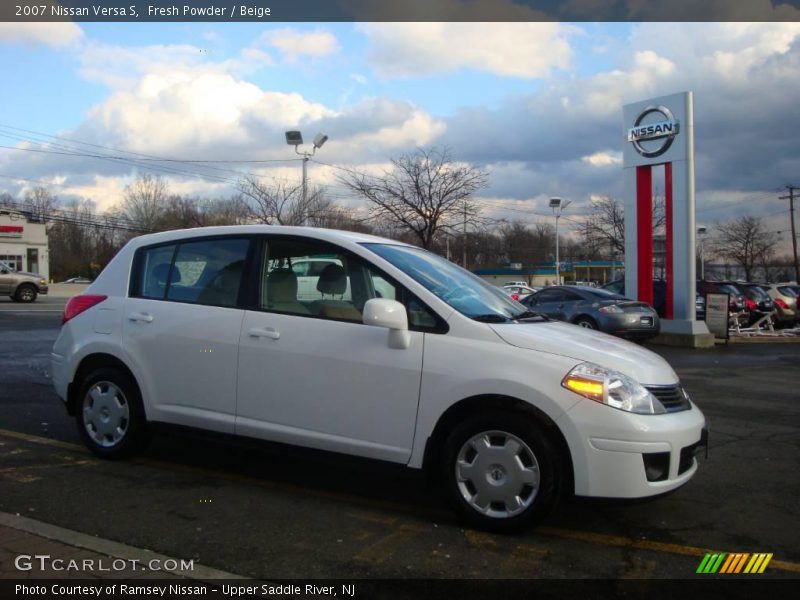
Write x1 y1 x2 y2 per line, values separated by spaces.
557 396 706 498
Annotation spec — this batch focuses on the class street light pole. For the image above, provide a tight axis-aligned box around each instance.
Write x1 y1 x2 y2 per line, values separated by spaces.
550 197 572 285
697 225 707 280
285 131 328 226
302 154 308 207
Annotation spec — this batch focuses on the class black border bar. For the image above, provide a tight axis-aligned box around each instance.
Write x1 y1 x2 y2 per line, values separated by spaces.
3 0 800 22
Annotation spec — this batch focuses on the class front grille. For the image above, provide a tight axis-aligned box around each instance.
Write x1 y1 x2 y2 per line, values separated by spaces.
645 385 691 413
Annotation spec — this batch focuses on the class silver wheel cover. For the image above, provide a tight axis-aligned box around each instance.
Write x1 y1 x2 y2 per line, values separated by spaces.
82 381 130 448
455 430 540 519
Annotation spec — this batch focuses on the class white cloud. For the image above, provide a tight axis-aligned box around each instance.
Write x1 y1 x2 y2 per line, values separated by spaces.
582 152 623 167
260 28 339 62
0 22 83 47
358 23 572 79
86 70 335 156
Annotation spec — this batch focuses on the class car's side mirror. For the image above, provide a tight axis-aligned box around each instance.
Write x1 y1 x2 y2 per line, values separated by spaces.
363 298 410 349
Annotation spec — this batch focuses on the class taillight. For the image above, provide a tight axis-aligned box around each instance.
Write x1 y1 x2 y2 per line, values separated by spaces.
63 295 107 324
774 298 788 309
745 298 757 311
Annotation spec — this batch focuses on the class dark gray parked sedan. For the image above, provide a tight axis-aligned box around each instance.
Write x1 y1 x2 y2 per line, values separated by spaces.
521 286 660 340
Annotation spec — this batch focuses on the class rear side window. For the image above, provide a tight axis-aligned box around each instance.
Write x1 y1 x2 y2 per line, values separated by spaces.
136 244 177 300
167 238 250 307
132 238 250 307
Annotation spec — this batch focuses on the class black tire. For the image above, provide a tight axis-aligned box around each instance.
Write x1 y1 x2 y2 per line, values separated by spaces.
441 411 565 533
14 284 37 303
75 367 149 459
574 316 597 330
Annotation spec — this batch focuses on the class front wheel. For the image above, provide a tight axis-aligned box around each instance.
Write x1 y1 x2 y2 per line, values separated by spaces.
442 412 564 533
14 284 37 303
76 367 148 459
574 316 597 329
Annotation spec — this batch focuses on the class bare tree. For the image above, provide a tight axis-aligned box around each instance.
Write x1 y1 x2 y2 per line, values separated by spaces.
23 187 59 224
309 205 374 234
337 147 488 249
201 195 252 226
237 175 331 225
120 174 168 232
581 195 666 256
711 215 779 281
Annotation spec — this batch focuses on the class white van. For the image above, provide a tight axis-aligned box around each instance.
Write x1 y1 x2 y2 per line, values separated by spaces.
51 226 706 532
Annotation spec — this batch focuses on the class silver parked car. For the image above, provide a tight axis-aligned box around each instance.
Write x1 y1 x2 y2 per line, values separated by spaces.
521 285 660 340
760 283 798 326
0 260 48 302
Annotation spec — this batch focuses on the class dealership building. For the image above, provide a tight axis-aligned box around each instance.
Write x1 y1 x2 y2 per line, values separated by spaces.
0 208 49 281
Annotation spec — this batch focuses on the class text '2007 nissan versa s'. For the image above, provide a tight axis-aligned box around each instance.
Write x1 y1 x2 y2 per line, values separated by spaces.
51 226 707 532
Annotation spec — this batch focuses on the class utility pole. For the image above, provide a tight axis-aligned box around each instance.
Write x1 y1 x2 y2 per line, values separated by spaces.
462 201 467 269
779 185 800 283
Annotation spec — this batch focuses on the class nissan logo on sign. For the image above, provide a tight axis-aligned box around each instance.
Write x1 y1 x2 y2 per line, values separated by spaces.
627 105 680 158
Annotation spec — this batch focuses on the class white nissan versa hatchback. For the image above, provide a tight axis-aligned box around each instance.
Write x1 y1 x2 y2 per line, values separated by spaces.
51 226 707 532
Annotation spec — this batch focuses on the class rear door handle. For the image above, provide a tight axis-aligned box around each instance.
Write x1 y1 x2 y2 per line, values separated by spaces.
248 327 280 340
128 312 154 323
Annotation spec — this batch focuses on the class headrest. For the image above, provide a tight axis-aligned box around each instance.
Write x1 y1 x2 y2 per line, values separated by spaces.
152 263 181 284
316 264 347 296
268 269 298 303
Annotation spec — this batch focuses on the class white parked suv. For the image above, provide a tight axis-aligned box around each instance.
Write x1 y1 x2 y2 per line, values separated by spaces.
52 226 707 532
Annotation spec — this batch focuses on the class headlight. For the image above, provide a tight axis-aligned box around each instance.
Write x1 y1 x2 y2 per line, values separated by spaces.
562 362 666 414
39 278 47 285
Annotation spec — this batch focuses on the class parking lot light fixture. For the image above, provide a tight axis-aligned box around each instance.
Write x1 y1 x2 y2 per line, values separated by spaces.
285 130 329 225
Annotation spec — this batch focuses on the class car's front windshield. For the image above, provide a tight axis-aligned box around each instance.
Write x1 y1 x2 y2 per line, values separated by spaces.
364 243 528 322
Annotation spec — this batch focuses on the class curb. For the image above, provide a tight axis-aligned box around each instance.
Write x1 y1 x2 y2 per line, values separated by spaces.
0 512 243 580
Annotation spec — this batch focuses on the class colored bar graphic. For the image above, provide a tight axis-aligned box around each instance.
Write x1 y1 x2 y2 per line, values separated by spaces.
698 552 773 574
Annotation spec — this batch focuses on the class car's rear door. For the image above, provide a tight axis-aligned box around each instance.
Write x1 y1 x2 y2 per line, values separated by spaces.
123 236 251 433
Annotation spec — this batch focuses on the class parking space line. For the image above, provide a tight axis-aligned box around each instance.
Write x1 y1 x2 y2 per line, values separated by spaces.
0 429 84 452
2 428 798 574
352 523 425 564
0 458 98 474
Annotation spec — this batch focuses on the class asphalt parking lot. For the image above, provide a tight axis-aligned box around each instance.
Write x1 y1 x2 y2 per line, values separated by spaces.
0 301 798 582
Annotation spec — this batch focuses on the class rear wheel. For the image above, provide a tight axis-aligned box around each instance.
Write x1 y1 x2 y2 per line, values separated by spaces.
574 316 597 329
442 412 564 533
76 367 148 459
14 284 37 303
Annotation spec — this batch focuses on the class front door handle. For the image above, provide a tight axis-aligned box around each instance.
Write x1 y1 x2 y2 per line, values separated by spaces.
248 327 280 340
128 312 154 323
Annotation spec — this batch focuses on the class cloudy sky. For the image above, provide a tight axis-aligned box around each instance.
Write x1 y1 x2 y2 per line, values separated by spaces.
1 20 799 252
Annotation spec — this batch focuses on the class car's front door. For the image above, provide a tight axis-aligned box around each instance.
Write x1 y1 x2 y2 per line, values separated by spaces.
236 237 425 464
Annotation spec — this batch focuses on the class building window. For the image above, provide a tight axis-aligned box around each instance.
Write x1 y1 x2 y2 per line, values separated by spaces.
0 255 23 272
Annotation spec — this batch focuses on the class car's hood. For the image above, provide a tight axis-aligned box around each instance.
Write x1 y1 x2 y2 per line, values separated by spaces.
490 321 678 385
16 271 43 279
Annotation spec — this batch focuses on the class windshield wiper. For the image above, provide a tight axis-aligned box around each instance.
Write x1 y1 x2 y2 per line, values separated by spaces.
514 310 549 321
471 314 511 323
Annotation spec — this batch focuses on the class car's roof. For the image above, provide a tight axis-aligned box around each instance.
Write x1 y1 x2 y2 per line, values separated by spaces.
126 225 410 248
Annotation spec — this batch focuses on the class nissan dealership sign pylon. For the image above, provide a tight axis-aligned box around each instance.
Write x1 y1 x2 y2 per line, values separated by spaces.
623 91 709 338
